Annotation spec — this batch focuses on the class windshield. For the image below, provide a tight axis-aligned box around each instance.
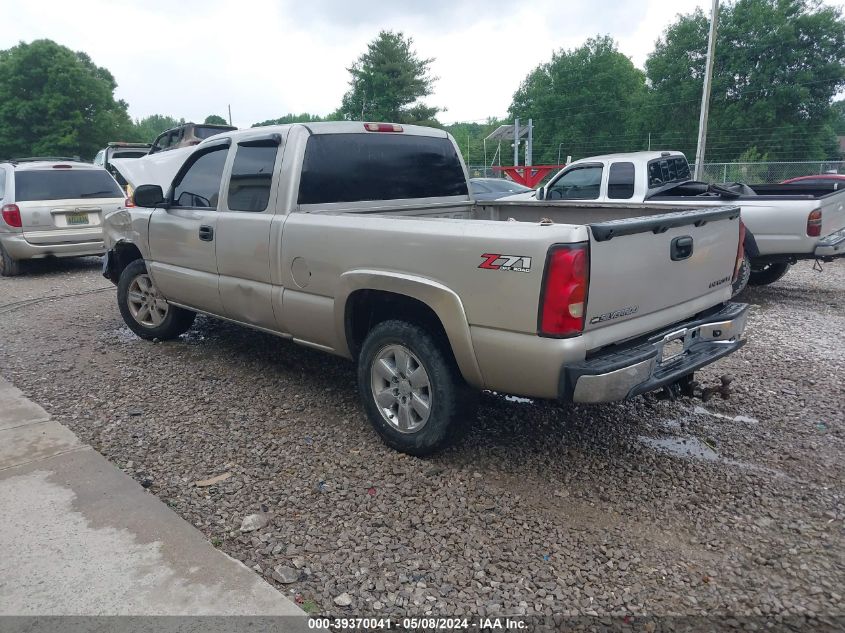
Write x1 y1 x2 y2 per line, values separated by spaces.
647 157 691 188
195 125 236 140
111 150 148 159
14 169 123 202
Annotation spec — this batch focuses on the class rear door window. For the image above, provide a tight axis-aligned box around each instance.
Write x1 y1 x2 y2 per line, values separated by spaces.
298 133 468 204
14 170 123 202
546 165 603 200
172 146 228 209
607 162 635 199
227 143 278 212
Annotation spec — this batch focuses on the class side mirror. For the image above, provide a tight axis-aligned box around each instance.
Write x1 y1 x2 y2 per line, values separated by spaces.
133 184 166 208
536 186 545 201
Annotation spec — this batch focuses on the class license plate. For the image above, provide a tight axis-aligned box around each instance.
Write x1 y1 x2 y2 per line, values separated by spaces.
66 212 89 225
661 337 685 364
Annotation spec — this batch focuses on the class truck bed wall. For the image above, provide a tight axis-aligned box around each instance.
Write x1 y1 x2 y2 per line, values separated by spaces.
473 201 697 225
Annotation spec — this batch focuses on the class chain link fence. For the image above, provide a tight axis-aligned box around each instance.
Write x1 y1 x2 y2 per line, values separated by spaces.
691 161 844 183
466 161 845 184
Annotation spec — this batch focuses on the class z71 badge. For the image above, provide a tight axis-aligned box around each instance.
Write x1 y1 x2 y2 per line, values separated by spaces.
478 253 532 273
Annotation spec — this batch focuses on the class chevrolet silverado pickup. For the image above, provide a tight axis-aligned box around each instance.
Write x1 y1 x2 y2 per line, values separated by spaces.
102 123 749 455
506 151 845 290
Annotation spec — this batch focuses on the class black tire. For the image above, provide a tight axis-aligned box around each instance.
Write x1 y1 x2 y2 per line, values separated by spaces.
357 320 477 456
117 259 195 340
748 261 791 286
731 253 751 297
0 243 21 277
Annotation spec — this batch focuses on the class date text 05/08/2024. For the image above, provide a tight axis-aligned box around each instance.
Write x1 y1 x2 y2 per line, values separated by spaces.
308 616 527 630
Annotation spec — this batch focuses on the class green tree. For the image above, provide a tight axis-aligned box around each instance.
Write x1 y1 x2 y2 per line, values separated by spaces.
643 0 845 161
204 114 228 125
338 31 441 124
0 39 133 159
129 114 183 143
443 118 507 170
508 36 646 165
833 100 845 136
252 112 329 127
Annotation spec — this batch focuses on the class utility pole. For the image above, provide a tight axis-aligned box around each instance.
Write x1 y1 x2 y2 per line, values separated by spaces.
227 104 233 126
648 132 651 151
694 0 719 180
526 119 533 167
513 118 520 167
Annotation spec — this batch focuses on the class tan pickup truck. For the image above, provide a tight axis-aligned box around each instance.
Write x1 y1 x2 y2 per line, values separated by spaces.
102 122 749 455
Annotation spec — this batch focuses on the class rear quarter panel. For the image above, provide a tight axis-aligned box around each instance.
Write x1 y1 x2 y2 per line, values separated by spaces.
277 211 585 344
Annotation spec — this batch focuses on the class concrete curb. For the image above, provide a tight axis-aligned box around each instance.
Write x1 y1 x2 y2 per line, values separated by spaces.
0 377 309 626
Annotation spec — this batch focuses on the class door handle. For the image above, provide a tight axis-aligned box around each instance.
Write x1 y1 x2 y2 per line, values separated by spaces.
670 236 693 261
198 225 214 242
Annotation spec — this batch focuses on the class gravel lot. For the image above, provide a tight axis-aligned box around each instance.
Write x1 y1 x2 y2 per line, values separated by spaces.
1 257 843 626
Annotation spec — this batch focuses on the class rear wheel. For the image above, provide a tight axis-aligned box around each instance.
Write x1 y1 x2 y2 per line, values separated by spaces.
0 243 21 277
117 259 195 340
357 320 476 456
748 261 791 286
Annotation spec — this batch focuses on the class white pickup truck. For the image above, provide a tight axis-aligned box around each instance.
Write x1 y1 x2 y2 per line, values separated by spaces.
507 151 845 289
102 123 749 455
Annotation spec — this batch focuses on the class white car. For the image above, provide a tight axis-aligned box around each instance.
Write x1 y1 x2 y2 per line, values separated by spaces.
0 158 126 276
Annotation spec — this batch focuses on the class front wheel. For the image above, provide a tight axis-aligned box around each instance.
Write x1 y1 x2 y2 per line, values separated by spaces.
357 320 477 456
117 259 195 340
748 261 791 286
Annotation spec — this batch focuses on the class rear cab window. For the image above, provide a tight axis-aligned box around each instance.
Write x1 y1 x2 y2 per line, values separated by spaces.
297 133 468 204
647 156 691 188
227 141 279 212
608 162 635 199
14 169 123 202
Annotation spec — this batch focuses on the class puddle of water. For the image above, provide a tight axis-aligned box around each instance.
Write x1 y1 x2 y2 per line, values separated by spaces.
639 435 719 461
693 406 758 424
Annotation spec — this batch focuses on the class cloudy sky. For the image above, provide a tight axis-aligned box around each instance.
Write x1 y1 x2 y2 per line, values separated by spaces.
4 0 844 127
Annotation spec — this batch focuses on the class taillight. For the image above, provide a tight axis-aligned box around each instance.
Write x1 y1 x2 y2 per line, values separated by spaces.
364 123 403 132
1 203 21 228
807 209 822 237
539 243 589 337
124 196 135 208
733 219 746 282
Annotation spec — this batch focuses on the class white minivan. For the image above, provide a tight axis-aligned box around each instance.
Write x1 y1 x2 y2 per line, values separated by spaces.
0 158 126 276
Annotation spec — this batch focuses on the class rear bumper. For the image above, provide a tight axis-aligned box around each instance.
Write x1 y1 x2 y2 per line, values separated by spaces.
814 227 845 259
560 302 749 403
0 233 104 260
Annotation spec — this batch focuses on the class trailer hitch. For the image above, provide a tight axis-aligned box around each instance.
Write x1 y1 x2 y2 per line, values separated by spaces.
658 374 733 402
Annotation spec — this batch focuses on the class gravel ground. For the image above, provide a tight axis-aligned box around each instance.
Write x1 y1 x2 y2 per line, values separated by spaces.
1 257 843 627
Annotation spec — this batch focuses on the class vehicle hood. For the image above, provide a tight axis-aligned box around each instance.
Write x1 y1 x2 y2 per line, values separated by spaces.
110 146 194 190
498 190 537 201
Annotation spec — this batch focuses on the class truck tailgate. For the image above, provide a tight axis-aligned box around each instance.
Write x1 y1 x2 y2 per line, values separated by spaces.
820 189 845 237
584 206 741 333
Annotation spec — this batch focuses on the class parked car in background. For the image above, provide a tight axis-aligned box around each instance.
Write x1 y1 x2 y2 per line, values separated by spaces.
0 158 125 276
781 174 845 189
103 122 748 456
148 122 236 155
94 142 151 190
470 177 533 200
505 151 845 291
